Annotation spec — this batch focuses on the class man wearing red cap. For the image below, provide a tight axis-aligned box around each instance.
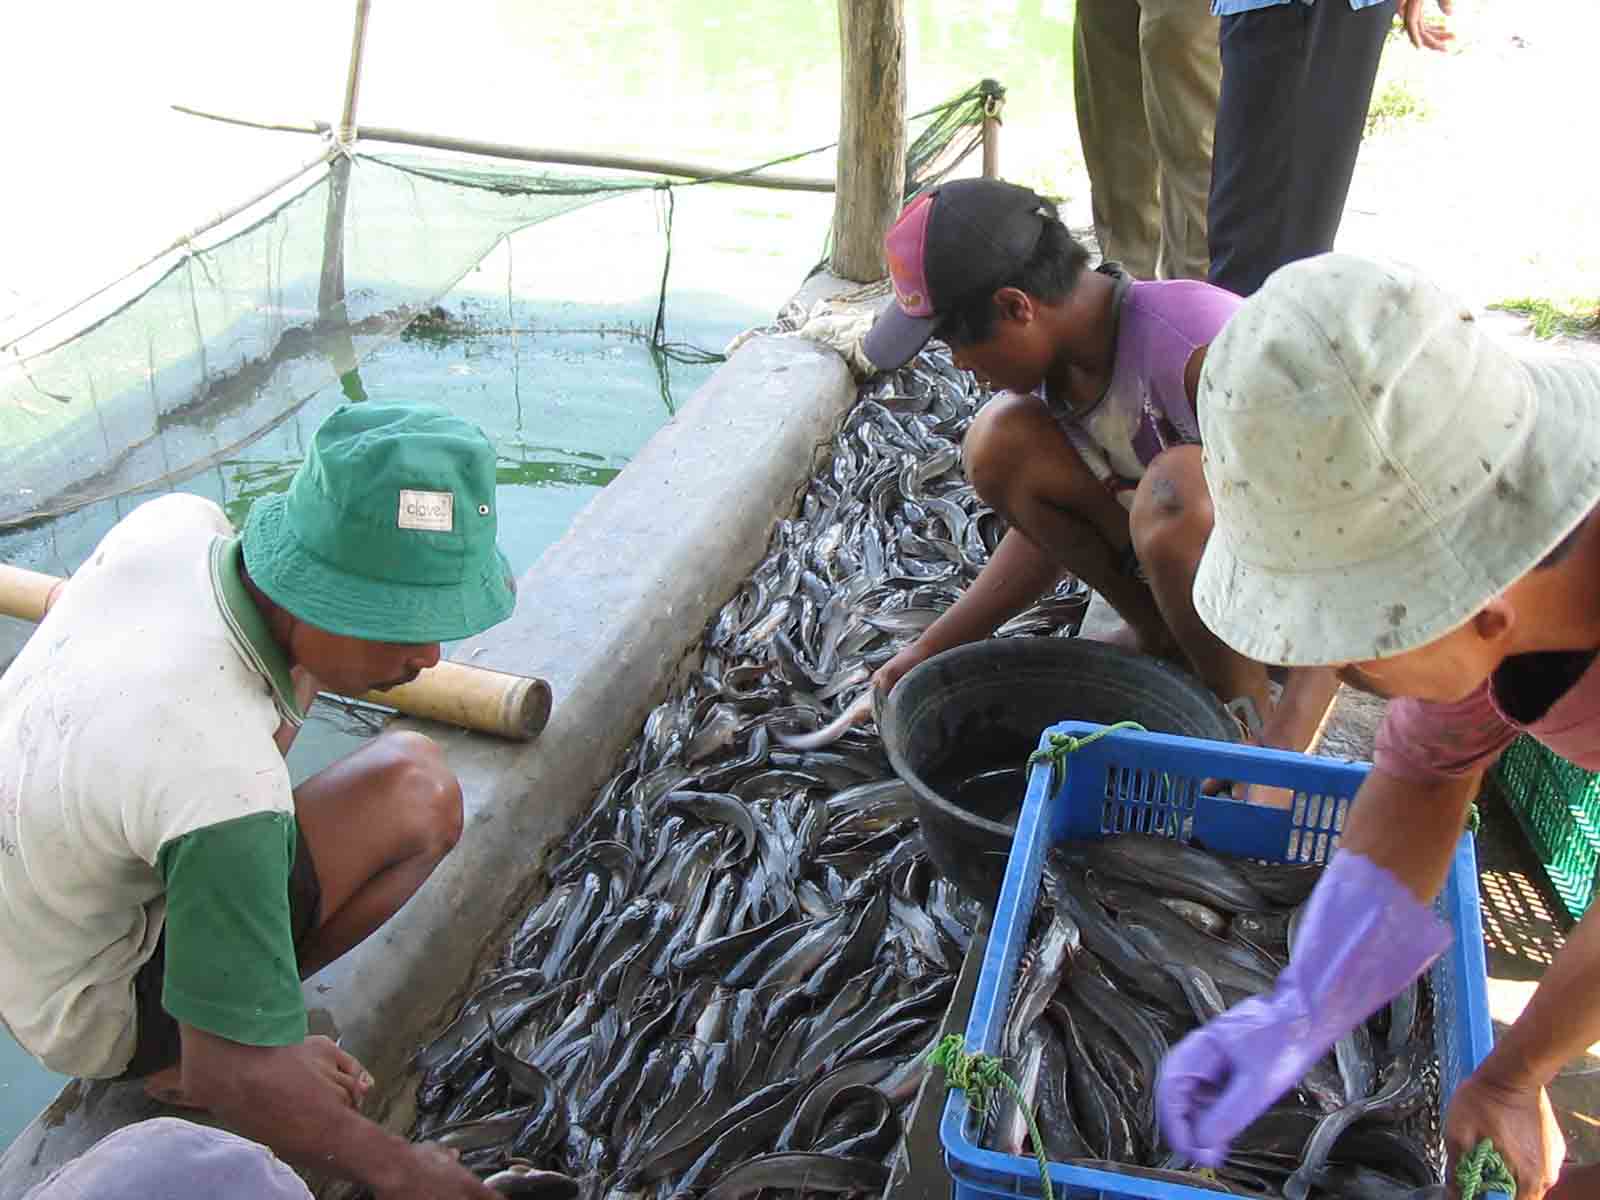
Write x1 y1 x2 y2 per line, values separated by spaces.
863 178 1338 759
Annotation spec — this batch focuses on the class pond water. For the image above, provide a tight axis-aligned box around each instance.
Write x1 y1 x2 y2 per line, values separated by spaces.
1 0 1083 1154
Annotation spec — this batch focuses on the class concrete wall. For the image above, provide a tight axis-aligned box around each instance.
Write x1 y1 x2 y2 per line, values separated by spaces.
0 332 855 1194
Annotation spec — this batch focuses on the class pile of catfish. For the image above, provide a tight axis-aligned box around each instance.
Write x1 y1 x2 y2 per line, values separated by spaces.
404 346 1088 1199
995 833 1442 1199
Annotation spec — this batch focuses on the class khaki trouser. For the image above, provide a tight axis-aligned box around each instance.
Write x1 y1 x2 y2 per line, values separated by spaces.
1074 0 1221 282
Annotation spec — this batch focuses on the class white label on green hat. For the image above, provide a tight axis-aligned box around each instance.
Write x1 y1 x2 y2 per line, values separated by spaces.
398 490 454 532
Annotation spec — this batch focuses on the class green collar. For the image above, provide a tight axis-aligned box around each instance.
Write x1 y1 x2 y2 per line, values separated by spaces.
209 537 306 727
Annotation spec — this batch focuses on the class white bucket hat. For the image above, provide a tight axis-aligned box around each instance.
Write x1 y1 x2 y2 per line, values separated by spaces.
1193 254 1600 667
23 1118 312 1199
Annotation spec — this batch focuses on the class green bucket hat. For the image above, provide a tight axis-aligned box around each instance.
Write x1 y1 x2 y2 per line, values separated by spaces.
242 402 515 643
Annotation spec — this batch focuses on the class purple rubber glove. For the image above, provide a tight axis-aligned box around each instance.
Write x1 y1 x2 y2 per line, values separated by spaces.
1156 851 1451 1166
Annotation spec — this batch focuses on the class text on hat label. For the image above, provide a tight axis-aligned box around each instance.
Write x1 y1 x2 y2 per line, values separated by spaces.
398 489 455 532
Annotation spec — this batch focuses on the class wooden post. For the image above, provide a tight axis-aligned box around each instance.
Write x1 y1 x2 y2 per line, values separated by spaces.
318 0 372 325
317 158 353 326
830 0 907 283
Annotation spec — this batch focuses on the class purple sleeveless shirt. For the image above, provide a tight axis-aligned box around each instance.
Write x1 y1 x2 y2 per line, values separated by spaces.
1027 277 1241 509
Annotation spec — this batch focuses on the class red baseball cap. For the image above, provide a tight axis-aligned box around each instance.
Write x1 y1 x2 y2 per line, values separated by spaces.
863 178 1051 372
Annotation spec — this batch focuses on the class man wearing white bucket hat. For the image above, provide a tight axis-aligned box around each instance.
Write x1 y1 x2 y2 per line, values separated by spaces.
1155 253 1600 1199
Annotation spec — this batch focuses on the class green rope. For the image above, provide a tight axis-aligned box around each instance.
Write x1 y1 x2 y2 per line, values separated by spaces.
1467 802 1483 835
929 1035 1054 1200
1027 721 1149 787
1456 1138 1516 1198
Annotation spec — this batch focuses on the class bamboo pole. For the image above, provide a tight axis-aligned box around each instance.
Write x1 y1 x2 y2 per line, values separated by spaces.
354 125 842 193
830 0 907 282
319 1 371 324
2 149 333 356
0 564 552 741
982 94 1003 179
169 105 323 136
169 106 837 193
371 661 552 743
337 0 372 145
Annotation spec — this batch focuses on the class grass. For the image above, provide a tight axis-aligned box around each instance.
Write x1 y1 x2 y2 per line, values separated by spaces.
1365 78 1430 137
1489 297 1600 340
1365 15 1432 138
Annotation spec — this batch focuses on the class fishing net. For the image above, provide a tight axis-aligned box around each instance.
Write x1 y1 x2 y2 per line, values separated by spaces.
0 81 999 538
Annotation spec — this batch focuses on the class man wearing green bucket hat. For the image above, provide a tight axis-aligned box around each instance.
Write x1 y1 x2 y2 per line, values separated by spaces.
1155 255 1600 1199
0 402 515 1198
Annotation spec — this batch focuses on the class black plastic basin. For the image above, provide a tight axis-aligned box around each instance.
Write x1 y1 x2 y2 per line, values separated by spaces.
879 637 1237 912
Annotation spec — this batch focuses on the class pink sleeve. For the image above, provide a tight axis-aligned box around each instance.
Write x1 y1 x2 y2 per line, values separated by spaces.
1373 682 1519 781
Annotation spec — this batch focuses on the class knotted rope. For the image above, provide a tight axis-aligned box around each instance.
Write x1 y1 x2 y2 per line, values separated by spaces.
929 1035 1054 1200
1456 1138 1516 1199
1026 721 1148 787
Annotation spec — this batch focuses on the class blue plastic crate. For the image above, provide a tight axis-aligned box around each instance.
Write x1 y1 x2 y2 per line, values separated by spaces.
940 722 1498 1200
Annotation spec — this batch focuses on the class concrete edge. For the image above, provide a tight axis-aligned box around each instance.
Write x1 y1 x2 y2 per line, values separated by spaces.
0 331 856 1193
328 331 855 1122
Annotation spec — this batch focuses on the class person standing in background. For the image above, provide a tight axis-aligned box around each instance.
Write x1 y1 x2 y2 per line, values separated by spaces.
1206 0 1455 297
1073 0 1221 282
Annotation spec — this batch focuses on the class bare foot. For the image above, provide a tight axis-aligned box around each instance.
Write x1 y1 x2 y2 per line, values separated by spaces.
1224 677 1334 809
1204 742 1296 809
143 1064 208 1111
1237 781 1297 810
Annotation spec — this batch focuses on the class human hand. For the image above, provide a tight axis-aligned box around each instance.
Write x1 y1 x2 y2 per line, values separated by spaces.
1158 994 1315 1165
375 1143 501 1199
872 643 931 698
1443 1070 1565 1199
1399 0 1454 51
1158 852 1450 1164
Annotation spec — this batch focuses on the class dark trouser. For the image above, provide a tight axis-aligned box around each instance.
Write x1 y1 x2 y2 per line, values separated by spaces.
1207 0 1396 297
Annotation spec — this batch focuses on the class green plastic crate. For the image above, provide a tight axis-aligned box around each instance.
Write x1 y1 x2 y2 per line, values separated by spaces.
1492 735 1600 919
